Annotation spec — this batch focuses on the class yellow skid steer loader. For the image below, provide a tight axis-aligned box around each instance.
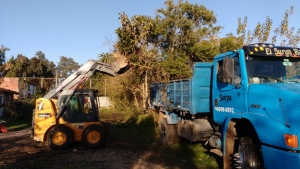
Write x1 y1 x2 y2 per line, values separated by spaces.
32 56 128 150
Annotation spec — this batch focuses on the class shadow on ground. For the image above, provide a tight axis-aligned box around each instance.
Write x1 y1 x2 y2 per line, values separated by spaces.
0 113 222 169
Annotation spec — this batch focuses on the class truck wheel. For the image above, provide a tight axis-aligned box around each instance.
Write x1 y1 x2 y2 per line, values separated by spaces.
47 126 73 150
233 136 262 169
158 118 179 145
82 124 105 148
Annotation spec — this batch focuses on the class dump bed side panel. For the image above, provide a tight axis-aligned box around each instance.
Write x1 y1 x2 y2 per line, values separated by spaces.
150 62 213 114
191 62 213 114
167 80 190 109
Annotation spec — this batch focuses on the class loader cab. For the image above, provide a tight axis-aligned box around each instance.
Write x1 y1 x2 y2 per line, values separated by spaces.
57 89 100 123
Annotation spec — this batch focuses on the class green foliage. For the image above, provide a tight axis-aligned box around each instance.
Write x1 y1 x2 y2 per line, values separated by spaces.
219 33 244 53
0 45 9 67
273 6 300 47
114 0 222 109
161 53 192 79
4 99 35 121
6 54 29 77
28 51 56 78
98 52 115 64
191 40 219 62
56 56 80 78
236 6 299 47
1 120 31 131
156 0 221 71
6 51 55 78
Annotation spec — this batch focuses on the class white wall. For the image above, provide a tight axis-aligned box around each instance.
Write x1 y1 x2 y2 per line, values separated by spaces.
97 97 111 108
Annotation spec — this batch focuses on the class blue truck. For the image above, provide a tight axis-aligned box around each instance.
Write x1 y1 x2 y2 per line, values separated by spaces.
150 43 300 169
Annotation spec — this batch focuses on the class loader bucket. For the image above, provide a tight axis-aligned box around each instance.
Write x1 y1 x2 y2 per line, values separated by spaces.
113 51 129 74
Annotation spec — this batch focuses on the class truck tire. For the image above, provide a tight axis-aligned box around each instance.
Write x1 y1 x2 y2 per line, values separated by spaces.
158 118 179 145
233 136 262 169
47 125 73 150
82 124 105 148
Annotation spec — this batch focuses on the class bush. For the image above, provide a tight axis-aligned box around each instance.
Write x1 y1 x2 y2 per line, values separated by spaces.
4 99 35 121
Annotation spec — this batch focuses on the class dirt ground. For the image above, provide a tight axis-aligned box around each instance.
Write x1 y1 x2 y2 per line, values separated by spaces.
0 114 221 169
0 125 168 169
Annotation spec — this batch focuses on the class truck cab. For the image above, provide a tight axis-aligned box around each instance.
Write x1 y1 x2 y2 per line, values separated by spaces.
151 43 300 169
215 44 300 169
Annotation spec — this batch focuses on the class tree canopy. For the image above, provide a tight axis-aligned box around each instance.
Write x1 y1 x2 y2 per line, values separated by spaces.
56 56 80 78
6 51 55 78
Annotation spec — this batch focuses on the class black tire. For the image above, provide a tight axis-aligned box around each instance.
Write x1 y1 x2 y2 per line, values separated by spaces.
47 125 73 150
233 136 262 169
158 118 179 145
82 124 105 148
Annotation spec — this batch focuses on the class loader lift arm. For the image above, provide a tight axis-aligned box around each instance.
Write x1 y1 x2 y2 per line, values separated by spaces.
43 60 127 100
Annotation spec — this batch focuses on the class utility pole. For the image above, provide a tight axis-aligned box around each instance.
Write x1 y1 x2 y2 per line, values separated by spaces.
55 70 58 87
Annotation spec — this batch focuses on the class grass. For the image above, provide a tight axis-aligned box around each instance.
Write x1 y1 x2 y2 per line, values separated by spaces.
0 118 31 131
1 109 221 169
104 110 221 169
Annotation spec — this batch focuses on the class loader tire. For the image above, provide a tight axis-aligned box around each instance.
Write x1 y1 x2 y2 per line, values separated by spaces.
82 124 105 148
158 118 179 145
48 125 73 150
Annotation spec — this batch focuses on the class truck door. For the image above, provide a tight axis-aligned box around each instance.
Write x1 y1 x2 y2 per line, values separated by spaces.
213 55 247 123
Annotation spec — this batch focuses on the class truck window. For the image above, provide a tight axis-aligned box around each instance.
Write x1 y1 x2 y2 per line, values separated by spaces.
217 57 241 84
217 60 224 83
233 57 241 84
245 57 300 84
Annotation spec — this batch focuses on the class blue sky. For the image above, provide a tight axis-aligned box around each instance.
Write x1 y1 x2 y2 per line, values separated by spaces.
1 0 299 65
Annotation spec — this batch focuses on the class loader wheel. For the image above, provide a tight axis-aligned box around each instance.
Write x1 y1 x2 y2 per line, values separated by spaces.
233 136 262 169
82 124 105 148
158 118 179 145
48 126 73 150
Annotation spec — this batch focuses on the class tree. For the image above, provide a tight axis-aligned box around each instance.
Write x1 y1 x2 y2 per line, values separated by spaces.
236 16 273 44
235 6 299 47
98 53 115 64
6 54 29 77
116 13 164 109
5 51 56 94
56 56 80 78
0 45 9 67
114 0 222 109
0 45 12 84
219 33 244 53
272 6 300 47
155 0 221 79
27 51 55 78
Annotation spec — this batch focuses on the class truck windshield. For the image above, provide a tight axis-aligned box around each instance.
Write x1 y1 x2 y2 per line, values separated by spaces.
246 56 300 84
